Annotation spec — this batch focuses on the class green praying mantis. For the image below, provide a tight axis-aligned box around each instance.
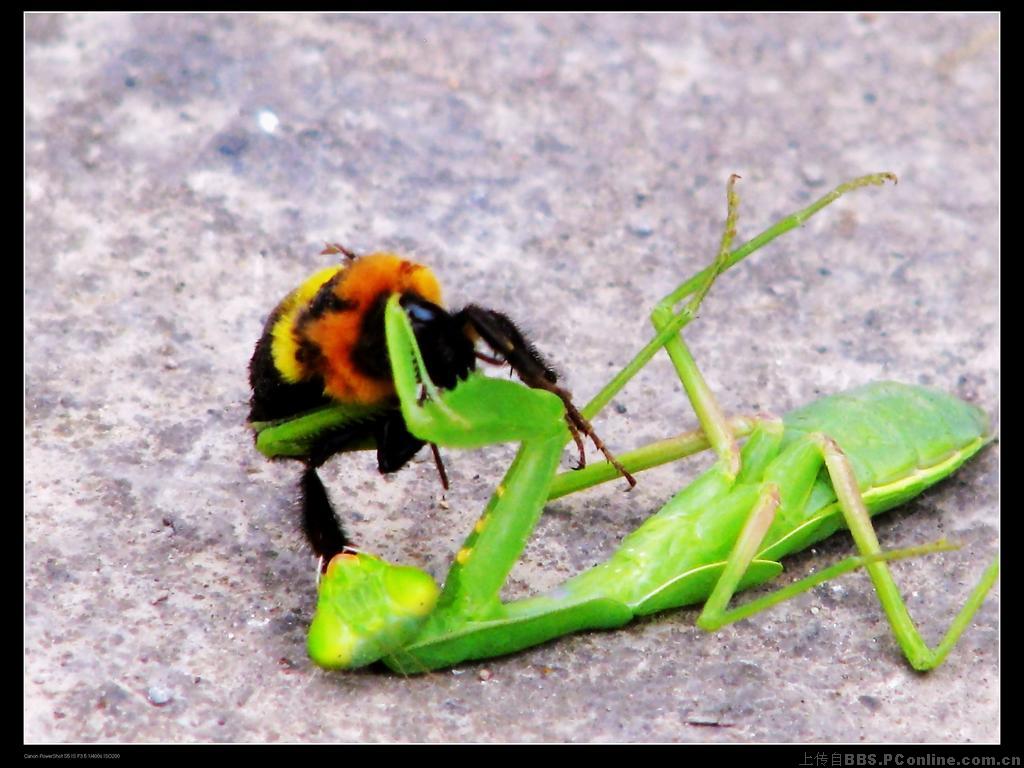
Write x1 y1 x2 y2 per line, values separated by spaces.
252 172 998 674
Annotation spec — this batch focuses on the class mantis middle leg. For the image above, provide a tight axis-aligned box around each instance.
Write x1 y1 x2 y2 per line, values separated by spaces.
639 178 998 670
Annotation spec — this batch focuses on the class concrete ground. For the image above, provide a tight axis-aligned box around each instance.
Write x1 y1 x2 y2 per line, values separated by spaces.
26 13 998 743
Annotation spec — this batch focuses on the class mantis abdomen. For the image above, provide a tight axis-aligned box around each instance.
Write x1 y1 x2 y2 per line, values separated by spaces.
551 381 990 614
783 382 989 509
766 381 989 556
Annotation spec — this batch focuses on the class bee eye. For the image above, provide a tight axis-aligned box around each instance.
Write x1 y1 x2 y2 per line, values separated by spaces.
404 303 437 324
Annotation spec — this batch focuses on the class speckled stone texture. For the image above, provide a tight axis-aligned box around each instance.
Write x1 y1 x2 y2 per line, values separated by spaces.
26 13 997 743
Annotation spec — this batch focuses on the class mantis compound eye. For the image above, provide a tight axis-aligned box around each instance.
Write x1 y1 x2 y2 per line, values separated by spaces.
398 294 478 389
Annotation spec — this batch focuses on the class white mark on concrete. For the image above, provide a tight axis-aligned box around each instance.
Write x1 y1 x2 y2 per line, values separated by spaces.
257 109 279 134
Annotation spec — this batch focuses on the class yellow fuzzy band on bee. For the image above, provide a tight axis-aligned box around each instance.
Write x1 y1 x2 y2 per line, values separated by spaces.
271 265 345 383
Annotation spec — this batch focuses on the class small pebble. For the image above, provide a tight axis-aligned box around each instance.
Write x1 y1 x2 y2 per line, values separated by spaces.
147 685 172 706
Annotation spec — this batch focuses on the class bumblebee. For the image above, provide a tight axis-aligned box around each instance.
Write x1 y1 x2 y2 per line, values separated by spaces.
249 245 634 567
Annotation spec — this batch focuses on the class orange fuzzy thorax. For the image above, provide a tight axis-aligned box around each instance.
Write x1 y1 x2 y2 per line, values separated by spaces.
271 253 444 405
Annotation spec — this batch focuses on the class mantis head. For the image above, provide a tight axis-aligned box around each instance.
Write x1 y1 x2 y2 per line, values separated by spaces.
307 552 440 669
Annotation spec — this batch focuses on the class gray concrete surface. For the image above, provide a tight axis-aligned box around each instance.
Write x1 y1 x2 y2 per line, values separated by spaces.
26 13 998 743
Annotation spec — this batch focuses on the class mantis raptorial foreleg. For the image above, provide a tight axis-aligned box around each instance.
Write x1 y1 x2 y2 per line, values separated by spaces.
429 174 748 625
384 293 569 622
694 431 1000 670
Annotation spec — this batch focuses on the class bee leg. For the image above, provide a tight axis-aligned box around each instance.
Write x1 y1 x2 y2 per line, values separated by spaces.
298 423 379 568
306 424 368 470
474 350 506 366
429 443 450 491
375 411 427 473
299 466 349 570
565 416 588 470
374 411 452 491
459 305 636 488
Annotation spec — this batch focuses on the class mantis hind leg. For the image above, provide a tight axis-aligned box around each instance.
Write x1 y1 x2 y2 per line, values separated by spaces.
696 432 999 671
814 434 998 670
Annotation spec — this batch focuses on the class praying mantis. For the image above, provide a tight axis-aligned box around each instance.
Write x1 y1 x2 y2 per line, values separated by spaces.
251 172 998 674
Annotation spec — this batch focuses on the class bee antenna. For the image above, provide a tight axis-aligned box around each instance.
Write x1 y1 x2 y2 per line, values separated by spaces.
321 243 358 261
